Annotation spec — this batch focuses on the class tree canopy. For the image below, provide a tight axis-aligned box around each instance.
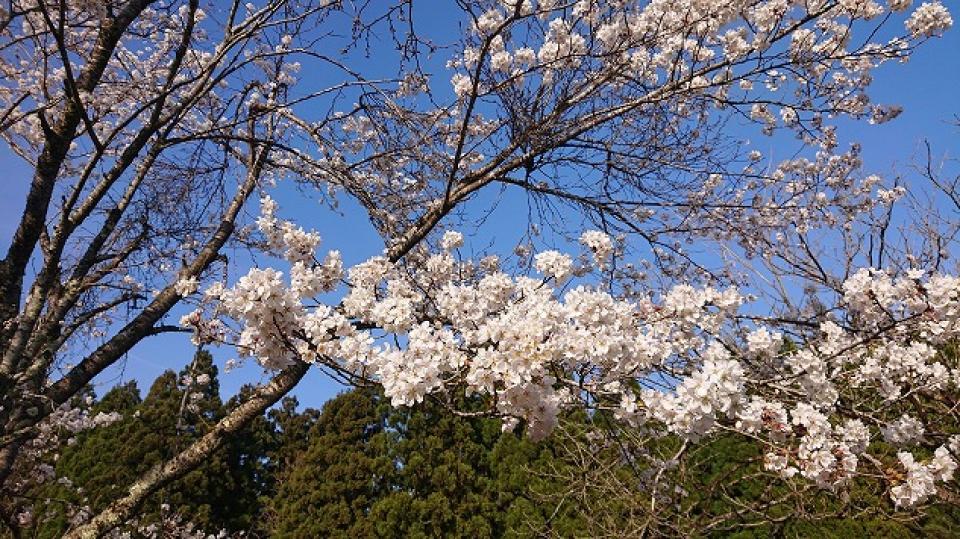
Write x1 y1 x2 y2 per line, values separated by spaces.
14 352 960 537
1 0 959 535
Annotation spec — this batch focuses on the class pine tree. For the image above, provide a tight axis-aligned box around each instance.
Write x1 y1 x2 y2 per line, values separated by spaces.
267 387 393 538
29 351 272 536
266 395 323 482
29 367 960 538
270 390 575 538
367 397 504 538
27 382 142 537
118 350 229 530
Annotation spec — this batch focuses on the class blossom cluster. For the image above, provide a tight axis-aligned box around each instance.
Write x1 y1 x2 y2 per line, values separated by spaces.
891 448 957 507
5 400 122 510
203 198 960 507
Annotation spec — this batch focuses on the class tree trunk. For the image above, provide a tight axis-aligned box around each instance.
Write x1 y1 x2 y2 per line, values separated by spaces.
63 361 309 539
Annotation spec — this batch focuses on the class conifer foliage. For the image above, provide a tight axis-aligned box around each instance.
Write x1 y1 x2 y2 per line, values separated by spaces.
25 352 271 536
15 352 960 538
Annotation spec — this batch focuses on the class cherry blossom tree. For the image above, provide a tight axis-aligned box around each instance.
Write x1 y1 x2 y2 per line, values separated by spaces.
0 0 957 536
0 0 416 531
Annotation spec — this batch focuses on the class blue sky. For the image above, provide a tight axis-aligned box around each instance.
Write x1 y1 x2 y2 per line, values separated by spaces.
1 6 958 410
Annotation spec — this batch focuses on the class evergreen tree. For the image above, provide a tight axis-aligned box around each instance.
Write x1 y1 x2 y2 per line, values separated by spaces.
270 390 579 538
267 387 393 538
24 367 960 538
367 397 504 538
266 395 323 482
27 382 142 536
28 351 272 537
670 433 960 538
112 350 231 530
221 388 309 536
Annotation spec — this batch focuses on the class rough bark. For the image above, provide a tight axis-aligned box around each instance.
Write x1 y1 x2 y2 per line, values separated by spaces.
0 0 158 356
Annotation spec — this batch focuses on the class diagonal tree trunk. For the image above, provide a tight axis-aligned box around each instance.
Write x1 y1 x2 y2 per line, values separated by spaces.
63 361 309 539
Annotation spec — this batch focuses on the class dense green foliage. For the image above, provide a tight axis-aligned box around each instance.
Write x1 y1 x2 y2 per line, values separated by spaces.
25 352 283 537
19 353 960 537
267 390 582 538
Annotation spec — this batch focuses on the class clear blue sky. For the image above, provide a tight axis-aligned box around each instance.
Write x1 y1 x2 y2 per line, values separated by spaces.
0 6 958 410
